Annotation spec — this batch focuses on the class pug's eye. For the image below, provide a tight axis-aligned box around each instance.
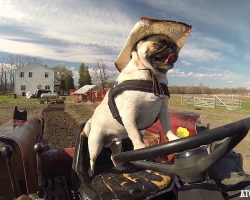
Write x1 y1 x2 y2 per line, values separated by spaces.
158 40 165 47
158 40 169 49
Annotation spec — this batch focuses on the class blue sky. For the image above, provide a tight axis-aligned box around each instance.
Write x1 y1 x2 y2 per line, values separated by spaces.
0 0 250 88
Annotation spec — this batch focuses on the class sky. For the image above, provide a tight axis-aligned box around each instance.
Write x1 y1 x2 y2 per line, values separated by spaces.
0 0 250 89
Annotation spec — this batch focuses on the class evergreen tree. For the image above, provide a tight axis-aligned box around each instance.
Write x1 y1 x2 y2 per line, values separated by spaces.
78 63 92 88
64 75 75 92
52 65 75 94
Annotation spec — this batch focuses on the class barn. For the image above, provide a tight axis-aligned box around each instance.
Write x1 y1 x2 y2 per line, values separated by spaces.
72 85 97 102
72 85 108 102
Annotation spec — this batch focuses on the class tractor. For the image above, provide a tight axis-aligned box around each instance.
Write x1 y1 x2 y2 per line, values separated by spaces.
0 107 250 200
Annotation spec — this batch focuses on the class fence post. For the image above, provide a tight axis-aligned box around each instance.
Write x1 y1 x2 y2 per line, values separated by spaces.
214 96 216 108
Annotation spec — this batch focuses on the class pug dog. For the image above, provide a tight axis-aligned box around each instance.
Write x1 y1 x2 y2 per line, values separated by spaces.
84 35 180 177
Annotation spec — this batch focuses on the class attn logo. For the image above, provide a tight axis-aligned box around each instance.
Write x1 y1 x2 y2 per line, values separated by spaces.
240 190 250 198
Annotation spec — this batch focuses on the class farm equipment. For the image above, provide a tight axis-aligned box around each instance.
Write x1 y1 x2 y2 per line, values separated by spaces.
34 89 52 99
39 93 64 104
0 107 250 200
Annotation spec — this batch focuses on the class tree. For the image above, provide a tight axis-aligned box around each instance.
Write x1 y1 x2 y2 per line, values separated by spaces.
52 65 75 94
64 75 75 92
78 63 92 87
94 59 116 89
7 55 42 91
0 55 42 94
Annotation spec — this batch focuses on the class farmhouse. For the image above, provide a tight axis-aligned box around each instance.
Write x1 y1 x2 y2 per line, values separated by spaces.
14 63 60 96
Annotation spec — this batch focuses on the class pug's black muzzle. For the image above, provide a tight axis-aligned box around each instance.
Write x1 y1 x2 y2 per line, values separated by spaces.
150 46 178 69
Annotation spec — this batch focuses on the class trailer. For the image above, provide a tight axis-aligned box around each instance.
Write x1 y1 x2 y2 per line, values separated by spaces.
39 93 64 104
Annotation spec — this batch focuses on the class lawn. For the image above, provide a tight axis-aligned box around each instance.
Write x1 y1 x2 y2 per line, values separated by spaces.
241 100 250 115
168 94 250 128
0 95 38 104
0 95 46 124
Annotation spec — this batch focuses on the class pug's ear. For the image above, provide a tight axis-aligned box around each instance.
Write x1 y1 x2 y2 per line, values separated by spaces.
131 51 148 70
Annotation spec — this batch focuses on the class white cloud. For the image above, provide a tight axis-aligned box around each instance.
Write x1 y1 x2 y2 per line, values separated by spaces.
180 44 221 62
0 38 117 65
144 0 250 43
0 0 134 64
0 1 26 22
168 68 240 82
0 0 249 90
178 29 237 65
189 31 236 54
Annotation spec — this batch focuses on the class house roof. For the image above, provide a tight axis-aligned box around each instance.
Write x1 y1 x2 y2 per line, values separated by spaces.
15 63 54 72
73 85 97 94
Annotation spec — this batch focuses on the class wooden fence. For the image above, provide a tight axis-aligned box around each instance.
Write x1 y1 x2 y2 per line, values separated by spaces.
180 95 241 111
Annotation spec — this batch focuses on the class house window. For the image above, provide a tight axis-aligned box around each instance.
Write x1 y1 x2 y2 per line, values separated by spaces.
45 72 49 78
45 85 50 90
37 85 42 89
21 85 26 91
28 72 33 77
20 72 24 78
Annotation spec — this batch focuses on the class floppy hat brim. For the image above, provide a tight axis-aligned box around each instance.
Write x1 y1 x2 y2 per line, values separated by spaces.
115 17 192 72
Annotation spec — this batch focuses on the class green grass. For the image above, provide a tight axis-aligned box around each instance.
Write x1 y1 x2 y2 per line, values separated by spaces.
169 95 250 112
241 101 250 109
168 95 250 124
240 101 250 115
0 95 14 102
0 95 38 104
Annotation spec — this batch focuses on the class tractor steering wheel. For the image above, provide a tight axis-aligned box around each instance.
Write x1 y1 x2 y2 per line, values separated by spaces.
113 118 250 183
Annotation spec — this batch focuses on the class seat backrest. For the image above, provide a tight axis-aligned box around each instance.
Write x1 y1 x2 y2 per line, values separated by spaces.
72 126 133 177
72 133 113 176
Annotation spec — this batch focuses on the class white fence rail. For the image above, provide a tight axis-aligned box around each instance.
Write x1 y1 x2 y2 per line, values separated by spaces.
181 95 241 111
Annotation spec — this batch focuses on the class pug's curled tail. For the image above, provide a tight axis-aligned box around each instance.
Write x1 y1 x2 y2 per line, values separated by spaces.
83 118 91 137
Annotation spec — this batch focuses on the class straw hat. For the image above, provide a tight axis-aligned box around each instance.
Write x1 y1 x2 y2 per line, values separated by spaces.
115 17 192 72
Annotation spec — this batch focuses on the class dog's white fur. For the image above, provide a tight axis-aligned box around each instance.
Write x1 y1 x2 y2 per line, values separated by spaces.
84 35 179 177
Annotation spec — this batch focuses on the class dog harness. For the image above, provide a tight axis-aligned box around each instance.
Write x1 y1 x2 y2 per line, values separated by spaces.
108 80 170 125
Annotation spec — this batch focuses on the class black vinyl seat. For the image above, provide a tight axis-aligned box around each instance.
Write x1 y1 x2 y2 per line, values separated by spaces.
72 132 174 200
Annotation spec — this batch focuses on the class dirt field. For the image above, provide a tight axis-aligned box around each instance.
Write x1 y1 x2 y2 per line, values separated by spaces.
0 98 250 174
42 102 98 148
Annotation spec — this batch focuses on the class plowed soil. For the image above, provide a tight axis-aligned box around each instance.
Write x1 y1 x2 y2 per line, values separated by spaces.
42 102 98 148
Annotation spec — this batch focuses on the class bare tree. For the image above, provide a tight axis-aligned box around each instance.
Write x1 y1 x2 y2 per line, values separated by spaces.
0 62 9 93
0 63 4 92
94 59 116 89
6 55 42 90
0 55 42 94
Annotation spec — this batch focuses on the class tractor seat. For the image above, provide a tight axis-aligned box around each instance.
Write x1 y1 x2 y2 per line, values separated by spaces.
72 133 174 200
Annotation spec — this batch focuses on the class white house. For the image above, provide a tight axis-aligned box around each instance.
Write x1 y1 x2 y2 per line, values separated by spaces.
14 63 60 96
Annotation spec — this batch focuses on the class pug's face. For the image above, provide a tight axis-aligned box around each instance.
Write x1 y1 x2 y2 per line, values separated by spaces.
136 35 178 73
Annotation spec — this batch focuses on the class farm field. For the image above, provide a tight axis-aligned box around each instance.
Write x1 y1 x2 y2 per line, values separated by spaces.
0 95 47 125
0 94 250 174
169 94 250 127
